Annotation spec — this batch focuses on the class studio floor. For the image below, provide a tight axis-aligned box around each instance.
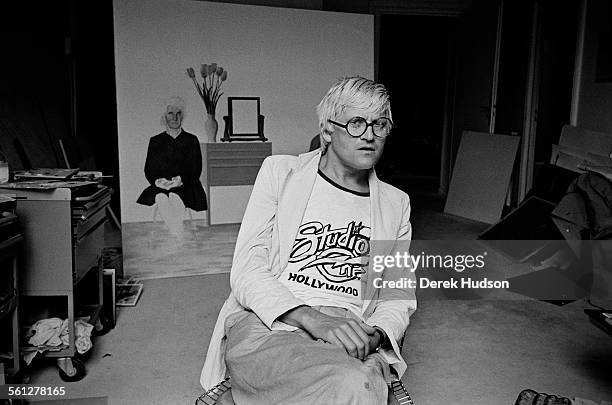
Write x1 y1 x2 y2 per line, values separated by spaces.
122 220 238 280
26 196 612 405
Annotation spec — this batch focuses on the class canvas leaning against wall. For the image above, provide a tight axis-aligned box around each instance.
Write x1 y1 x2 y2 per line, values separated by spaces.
112 0 373 279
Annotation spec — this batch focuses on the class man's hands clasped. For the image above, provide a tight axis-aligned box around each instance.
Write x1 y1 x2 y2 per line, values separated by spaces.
279 306 383 360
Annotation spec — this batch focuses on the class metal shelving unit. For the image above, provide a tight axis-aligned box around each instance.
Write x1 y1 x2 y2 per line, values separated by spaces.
0 184 111 381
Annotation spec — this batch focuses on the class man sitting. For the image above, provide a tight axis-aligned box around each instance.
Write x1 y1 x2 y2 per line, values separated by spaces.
200 76 417 404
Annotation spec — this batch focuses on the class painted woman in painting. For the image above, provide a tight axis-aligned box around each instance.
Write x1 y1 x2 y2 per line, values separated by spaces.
136 96 207 237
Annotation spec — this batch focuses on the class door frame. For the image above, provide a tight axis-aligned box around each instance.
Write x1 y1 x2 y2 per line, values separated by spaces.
374 7 463 195
518 0 585 202
518 0 541 203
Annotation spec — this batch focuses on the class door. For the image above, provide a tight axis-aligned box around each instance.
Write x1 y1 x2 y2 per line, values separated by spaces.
376 14 457 195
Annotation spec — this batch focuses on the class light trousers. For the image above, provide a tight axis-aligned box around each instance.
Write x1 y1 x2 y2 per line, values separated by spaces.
224 307 391 405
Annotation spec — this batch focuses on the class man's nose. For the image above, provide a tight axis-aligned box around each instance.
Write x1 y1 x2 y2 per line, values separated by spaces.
360 125 375 141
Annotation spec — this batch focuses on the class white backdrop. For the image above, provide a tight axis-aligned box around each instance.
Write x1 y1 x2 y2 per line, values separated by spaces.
113 0 373 223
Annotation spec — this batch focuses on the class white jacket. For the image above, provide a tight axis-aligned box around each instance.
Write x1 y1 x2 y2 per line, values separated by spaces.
200 149 417 389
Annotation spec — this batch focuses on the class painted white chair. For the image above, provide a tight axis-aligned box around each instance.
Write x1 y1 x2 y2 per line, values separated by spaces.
152 204 194 223
151 203 198 241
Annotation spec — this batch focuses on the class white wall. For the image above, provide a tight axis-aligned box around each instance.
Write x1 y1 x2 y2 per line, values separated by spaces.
113 0 373 223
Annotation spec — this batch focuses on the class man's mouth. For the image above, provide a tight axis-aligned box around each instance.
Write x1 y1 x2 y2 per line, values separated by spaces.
358 146 375 151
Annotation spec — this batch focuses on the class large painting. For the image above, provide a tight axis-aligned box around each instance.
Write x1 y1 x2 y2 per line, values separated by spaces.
113 0 374 279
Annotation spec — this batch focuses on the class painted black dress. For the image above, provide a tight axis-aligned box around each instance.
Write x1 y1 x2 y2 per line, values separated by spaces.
136 130 207 211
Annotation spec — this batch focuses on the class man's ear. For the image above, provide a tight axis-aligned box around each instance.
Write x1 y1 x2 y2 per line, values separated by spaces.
321 129 332 144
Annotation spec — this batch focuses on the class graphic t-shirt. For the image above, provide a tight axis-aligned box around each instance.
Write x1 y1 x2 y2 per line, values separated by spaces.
279 170 370 316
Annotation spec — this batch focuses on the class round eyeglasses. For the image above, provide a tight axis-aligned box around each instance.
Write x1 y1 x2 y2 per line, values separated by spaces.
328 117 394 138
